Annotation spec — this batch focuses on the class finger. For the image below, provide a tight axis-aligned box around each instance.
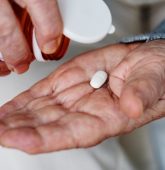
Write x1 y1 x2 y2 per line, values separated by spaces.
0 96 55 120
110 60 165 119
0 77 52 117
124 98 165 133
0 127 43 153
53 67 89 94
3 105 67 129
0 113 105 154
0 61 10 76
4 114 39 128
0 90 35 118
0 0 32 73
32 105 67 124
109 61 127 98
0 55 95 117
23 0 63 54
55 83 93 108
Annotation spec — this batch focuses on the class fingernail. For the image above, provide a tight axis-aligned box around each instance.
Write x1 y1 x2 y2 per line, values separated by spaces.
42 40 59 54
14 64 29 74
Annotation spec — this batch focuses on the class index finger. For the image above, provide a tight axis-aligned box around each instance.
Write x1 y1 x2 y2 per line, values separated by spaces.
23 0 63 54
0 77 52 117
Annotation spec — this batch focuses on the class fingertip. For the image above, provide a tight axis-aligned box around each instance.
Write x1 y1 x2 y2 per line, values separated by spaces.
120 89 144 119
0 128 42 154
14 63 30 74
7 53 33 74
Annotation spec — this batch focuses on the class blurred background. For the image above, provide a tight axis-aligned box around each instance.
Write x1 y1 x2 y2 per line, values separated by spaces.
0 0 165 170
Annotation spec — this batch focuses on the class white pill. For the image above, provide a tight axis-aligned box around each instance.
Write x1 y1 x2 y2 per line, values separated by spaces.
0 52 4 61
90 71 108 89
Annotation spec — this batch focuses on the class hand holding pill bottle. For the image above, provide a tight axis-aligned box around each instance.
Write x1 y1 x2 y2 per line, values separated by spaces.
0 0 114 63
5 1 70 62
0 0 65 74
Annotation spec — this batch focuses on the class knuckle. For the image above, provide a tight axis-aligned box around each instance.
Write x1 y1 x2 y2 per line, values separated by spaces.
25 0 62 39
41 27 55 38
39 24 61 40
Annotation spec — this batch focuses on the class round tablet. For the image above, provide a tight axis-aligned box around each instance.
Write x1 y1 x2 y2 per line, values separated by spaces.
90 71 108 89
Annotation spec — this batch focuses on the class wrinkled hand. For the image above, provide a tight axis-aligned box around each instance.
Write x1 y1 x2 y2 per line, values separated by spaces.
0 42 164 154
0 0 62 75
110 40 165 119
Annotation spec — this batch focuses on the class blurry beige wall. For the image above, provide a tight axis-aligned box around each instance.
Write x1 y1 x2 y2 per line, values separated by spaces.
105 0 165 37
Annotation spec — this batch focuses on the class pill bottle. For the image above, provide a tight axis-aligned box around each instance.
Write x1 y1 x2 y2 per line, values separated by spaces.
7 0 115 62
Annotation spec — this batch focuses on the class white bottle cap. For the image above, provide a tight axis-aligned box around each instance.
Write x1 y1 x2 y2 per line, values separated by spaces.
58 0 115 44
32 0 115 62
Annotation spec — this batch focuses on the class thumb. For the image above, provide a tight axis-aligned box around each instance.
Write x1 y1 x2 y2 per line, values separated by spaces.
24 0 63 54
110 60 165 119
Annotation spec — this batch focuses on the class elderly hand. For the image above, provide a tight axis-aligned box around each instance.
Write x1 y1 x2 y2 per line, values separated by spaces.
0 41 164 154
0 0 62 76
110 40 165 119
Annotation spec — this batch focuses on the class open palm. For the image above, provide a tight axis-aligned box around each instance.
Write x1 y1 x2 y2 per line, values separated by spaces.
0 43 164 154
